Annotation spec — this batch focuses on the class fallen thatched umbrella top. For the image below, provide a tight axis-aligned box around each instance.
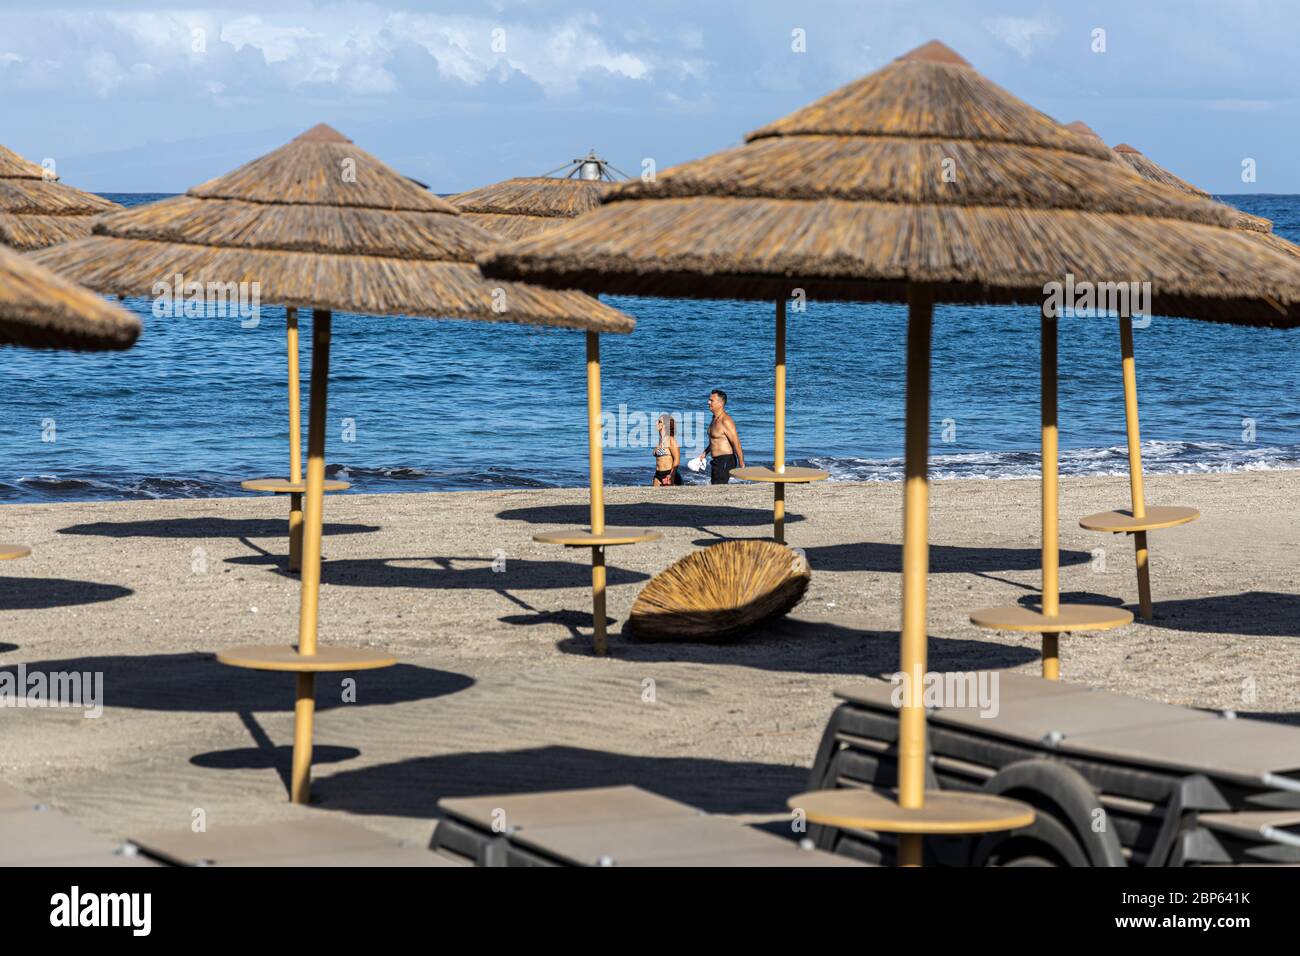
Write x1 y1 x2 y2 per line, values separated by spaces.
452 176 612 241
0 244 140 350
482 40 1300 326
31 125 633 333
0 144 121 251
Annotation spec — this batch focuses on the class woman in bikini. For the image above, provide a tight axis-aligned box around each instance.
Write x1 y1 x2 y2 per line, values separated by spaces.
652 414 681 486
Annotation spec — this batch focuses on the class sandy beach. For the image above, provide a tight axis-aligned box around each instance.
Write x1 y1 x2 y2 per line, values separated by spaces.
1 469 1298 846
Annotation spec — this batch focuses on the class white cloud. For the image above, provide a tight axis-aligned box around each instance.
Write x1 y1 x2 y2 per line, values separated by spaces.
983 16 1057 59
84 50 125 96
221 16 321 64
3 7 667 99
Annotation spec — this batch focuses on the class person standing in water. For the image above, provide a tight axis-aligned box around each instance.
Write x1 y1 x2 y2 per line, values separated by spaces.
694 389 744 484
652 414 681 486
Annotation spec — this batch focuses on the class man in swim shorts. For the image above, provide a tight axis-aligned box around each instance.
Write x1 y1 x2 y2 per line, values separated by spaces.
694 389 745 484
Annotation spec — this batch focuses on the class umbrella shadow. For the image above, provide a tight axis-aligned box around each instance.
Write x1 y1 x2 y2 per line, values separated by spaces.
497 502 804 533
57 517 380 539
771 541 1094 575
1142 592 1300 637
0 577 133 611
555 616 1039 674
1015 591 1127 609
313 745 811 817
191 711 364 797
0 652 473 712
224 553 650 590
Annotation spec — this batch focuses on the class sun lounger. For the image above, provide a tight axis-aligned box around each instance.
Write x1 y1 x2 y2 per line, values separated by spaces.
0 783 154 867
128 815 464 867
433 784 868 867
807 672 1300 866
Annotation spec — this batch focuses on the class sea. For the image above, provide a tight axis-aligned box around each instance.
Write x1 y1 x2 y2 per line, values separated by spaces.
3 193 1299 503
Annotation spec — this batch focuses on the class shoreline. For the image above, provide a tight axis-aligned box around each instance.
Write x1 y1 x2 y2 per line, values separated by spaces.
1 469 1298 843
6 447 1300 506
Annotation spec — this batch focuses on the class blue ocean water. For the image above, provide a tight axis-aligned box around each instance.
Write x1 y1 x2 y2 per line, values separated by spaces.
3 193 1299 503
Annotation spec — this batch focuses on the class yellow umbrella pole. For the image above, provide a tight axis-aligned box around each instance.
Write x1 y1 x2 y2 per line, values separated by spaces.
773 298 786 543
1041 310 1061 679
586 332 608 656
291 308 331 803
1118 314 1152 619
285 307 304 572
898 284 932 867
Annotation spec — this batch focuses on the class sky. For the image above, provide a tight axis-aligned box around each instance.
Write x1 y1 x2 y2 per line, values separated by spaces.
1 0 1298 194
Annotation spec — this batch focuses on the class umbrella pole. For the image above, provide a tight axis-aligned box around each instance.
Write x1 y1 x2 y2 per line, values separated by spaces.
1119 315 1152 619
1041 310 1061 679
898 285 932 867
291 308 331 803
586 332 608 656
773 298 786 543
286 307 304 572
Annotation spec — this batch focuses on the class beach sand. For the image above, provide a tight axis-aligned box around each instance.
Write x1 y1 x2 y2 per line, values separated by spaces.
1 470 1297 846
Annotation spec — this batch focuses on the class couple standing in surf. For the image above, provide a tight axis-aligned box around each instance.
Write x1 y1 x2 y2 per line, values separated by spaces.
653 389 745 487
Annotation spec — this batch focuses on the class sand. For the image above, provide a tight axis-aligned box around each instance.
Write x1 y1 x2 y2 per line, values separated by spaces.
1 470 1297 846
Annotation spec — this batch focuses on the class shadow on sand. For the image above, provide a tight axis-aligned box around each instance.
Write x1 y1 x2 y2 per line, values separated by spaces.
1143 592 1300 638
191 712 364 796
0 577 133 612
690 540 1093 575
543 615 1041 674
313 745 811 817
497 501 804 533
225 553 649 590
57 517 380 539
0 652 473 712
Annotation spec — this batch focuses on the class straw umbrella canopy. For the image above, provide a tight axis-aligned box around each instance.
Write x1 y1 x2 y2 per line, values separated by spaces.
0 144 121 251
483 39 1300 864
452 176 613 241
1 243 140 558
33 122 634 803
1065 122 1300 619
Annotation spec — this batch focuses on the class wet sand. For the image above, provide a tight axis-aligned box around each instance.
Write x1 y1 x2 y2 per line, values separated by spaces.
1 470 1297 846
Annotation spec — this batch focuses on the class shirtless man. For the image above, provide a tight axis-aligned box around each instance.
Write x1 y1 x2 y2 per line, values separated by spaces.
694 389 744 484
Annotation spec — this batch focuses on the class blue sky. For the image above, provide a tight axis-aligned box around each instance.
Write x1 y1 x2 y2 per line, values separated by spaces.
2 1 1298 194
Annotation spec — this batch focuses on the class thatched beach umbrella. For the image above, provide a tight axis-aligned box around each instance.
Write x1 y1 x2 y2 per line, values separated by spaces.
0 144 120 251
1066 123 1300 619
452 152 625 241
1 243 140 558
483 40 1300 863
452 176 613 241
33 123 635 803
